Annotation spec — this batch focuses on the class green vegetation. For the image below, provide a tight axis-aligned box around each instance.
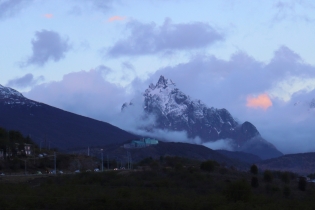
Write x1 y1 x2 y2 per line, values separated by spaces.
0 157 314 209
263 170 273 183
0 127 35 158
250 164 258 175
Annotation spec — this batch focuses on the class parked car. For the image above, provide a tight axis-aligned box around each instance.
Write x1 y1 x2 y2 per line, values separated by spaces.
74 170 80 173
58 171 63 174
36 171 42 174
49 170 56 174
94 168 100 172
86 169 91 172
0 173 5 176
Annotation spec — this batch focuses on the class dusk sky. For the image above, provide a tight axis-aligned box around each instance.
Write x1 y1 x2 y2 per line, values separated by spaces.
1 0 315 154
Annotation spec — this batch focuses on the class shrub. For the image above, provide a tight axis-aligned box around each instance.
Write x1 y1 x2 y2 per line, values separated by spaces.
225 179 252 202
200 160 219 172
263 170 273 183
250 164 258 175
298 177 307 191
251 176 259 188
281 172 291 184
283 185 291 198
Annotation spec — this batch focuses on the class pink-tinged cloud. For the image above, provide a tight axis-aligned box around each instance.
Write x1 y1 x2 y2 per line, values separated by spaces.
246 94 272 110
44 14 53 19
108 16 125 22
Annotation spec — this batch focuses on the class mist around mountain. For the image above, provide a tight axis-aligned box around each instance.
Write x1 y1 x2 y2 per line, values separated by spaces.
122 76 283 160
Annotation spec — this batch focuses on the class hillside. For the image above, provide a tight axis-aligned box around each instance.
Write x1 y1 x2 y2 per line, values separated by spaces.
0 85 139 149
257 152 315 175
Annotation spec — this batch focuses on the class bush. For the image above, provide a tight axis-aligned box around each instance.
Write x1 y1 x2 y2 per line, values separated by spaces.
225 179 252 202
281 172 291 184
263 170 273 183
298 177 307 191
283 185 291 198
251 176 259 188
200 160 219 172
250 164 258 175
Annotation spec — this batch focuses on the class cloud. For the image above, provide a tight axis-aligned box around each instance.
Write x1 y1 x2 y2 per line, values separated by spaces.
24 45 315 154
23 30 71 67
108 15 125 22
68 0 114 15
6 73 44 88
107 18 224 57
145 46 315 153
0 0 29 19
273 0 315 22
44 14 53 19
25 67 130 121
246 94 272 110
89 0 114 12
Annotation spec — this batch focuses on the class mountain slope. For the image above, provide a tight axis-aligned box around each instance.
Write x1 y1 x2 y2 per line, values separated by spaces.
123 76 283 160
0 85 139 149
257 152 315 175
89 141 251 169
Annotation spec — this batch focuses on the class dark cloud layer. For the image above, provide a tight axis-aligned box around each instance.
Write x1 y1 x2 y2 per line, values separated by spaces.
6 73 43 88
24 30 71 67
107 18 224 57
0 0 29 19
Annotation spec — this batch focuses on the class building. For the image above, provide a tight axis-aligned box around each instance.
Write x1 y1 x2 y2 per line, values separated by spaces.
124 138 159 149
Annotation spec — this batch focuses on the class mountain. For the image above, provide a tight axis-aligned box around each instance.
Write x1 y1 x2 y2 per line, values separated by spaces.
0 84 139 150
122 76 283 160
257 152 315 175
216 150 261 164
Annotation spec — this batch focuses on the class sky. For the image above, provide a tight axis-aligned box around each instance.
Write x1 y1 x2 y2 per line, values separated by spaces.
1 0 315 154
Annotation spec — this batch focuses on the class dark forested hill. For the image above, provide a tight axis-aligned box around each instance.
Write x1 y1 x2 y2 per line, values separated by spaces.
0 85 139 149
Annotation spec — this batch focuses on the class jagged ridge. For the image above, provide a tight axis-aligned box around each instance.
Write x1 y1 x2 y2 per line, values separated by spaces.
123 75 283 159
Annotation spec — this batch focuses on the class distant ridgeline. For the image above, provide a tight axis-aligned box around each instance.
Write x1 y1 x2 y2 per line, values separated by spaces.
124 138 159 149
0 127 36 158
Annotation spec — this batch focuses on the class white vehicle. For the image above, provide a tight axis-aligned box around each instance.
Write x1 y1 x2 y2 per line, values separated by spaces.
74 170 80 173
94 168 100 172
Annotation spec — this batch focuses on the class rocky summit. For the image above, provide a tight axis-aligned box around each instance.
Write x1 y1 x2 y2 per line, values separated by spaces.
123 75 283 159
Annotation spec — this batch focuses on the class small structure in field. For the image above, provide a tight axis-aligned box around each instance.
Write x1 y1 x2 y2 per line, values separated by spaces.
124 138 159 149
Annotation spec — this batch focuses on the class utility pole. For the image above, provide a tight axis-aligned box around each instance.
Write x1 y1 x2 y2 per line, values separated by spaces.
54 151 56 174
107 154 109 170
33 145 35 164
101 149 103 172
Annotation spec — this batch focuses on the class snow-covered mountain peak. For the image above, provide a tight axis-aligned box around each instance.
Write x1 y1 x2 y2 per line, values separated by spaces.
0 84 24 99
0 84 40 107
122 75 283 159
